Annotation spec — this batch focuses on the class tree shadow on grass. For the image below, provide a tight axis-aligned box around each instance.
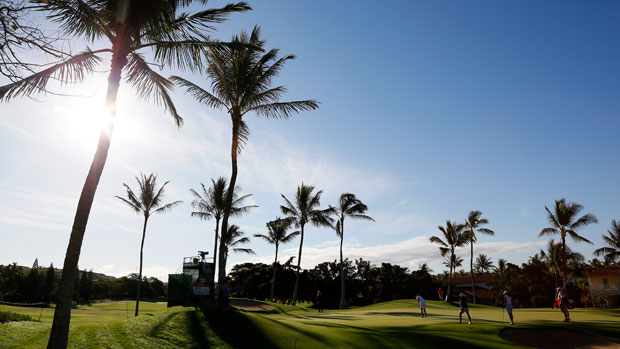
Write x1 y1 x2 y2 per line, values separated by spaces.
203 308 277 348
149 311 181 337
186 311 211 348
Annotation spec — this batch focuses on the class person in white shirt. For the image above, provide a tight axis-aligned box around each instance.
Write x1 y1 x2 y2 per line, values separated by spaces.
556 287 570 322
416 295 427 318
503 290 514 325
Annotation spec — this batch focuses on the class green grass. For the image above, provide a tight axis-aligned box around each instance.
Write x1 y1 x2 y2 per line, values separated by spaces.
0 300 618 348
0 311 35 324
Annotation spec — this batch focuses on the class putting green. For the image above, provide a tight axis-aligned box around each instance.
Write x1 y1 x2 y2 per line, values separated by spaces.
0 300 618 348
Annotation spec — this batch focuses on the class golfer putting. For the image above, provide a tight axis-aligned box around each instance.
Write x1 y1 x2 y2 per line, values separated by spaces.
504 290 514 325
416 295 427 318
458 293 472 324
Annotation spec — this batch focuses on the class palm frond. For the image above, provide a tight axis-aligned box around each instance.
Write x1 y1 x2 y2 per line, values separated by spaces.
0 49 102 101
154 200 183 214
246 100 319 119
232 247 255 255
46 0 112 42
125 53 183 126
566 230 593 244
169 75 228 110
115 196 141 213
538 227 558 237
570 213 598 230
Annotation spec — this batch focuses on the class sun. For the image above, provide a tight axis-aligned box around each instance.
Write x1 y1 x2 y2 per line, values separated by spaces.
49 99 108 152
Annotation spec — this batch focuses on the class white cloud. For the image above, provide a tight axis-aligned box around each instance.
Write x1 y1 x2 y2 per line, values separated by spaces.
246 235 547 271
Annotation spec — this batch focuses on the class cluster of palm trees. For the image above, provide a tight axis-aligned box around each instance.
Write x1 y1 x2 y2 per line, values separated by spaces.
0 1 321 346
430 211 494 302
431 199 619 303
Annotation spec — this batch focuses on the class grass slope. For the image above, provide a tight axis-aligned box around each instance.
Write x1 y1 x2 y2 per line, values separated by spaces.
0 300 619 348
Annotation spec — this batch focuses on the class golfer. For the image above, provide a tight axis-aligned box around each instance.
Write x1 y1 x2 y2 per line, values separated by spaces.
416 295 427 318
556 287 570 322
503 290 514 325
458 293 472 324
316 291 324 313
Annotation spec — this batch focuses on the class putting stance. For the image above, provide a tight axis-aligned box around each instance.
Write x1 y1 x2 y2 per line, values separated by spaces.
503 290 514 325
458 293 472 324
416 295 427 318
556 287 570 322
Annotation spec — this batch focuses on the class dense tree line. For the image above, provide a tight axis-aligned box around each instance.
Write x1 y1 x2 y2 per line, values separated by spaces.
0 261 165 304
230 259 435 308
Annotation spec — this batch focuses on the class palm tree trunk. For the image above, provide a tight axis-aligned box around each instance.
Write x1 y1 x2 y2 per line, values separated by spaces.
47 39 127 349
562 233 567 288
217 116 240 308
339 226 345 309
212 219 220 299
470 242 476 304
270 244 278 301
292 224 305 305
447 249 454 302
135 215 148 317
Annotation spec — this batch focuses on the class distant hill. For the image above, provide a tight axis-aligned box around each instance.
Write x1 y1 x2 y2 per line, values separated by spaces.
2 264 118 282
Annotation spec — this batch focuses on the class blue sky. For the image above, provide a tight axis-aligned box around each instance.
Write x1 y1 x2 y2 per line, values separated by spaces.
1 1 619 280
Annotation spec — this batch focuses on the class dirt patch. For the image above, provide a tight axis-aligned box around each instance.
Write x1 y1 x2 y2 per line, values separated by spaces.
229 299 274 312
500 328 620 349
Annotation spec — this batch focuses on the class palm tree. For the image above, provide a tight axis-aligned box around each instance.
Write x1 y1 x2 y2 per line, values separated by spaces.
331 193 373 309
281 183 333 305
594 220 620 264
463 211 494 303
430 220 467 301
115 173 182 317
496 258 508 276
190 177 256 279
222 224 255 265
474 254 494 274
171 26 319 300
0 2 250 345
443 254 464 270
538 199 597 287
254 217 300 301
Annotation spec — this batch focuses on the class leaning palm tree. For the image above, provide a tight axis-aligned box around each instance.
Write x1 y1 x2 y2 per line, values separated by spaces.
594 220 620 264
463 210 494 303
254 217 299 301
222 224 255 265
430 220 467 301
190 177 256 279
171 26 319 300
281 183 333 305
538 199 597 287
331 193 373 309
116 173 182 317
0 2 250 345
474 254 494 274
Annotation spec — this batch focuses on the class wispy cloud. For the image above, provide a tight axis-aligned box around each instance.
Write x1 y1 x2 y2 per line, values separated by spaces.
247 235 546 271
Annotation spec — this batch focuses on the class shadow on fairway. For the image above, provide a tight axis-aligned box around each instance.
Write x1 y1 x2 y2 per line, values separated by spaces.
187 311 211 348
203 308 277 348
149 311 181 337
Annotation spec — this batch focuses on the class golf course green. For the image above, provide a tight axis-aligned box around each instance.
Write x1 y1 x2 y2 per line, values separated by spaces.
1 300 619 348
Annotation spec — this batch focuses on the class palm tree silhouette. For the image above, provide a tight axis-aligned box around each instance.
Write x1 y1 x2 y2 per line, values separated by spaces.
171 26 318 299
281 183 333 305
331 193 373 309
594 220 620 264
190 177 256 278
474 254 494 274
538 199 597 286
222 224 255 265
254 217 300 301
430 220 467 301
463 210 494 303
0 2 250 345
116 173 182 317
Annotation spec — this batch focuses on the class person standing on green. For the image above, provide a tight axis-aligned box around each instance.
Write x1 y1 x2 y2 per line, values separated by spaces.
458 293 472 324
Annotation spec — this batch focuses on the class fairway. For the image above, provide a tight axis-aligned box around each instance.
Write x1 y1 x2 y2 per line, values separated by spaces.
1 300 619 348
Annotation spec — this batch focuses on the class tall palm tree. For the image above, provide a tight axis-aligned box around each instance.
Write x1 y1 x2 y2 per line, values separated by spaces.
474 254 494 274
281 183 333 305
222 224 255 265
463 210 494 304
538 199 597 287
443 254 464 270
0 2 250 345
254 217 300 301
331 193 373 309
115 173 182 317
430 220 467 301
190 177 256 279
594 220 620 264
171 26 319 300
